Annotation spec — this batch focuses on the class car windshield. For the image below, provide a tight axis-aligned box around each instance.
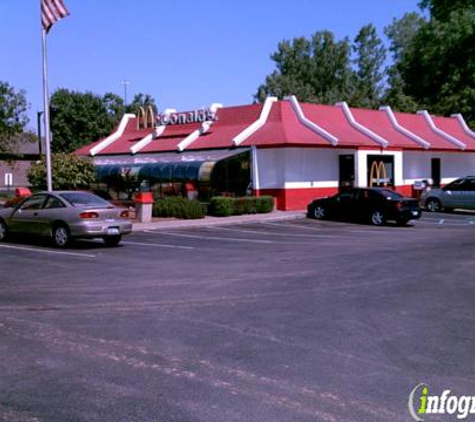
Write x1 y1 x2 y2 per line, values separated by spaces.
59 192 112 207
378 189 403 200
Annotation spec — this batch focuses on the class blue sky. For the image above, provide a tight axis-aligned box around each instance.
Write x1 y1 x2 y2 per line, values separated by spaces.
1 0 420 132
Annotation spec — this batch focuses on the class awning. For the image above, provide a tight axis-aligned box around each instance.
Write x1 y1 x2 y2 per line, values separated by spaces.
94 148 249 183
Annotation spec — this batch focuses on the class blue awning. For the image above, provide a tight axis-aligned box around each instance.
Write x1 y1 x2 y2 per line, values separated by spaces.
94 148 249 183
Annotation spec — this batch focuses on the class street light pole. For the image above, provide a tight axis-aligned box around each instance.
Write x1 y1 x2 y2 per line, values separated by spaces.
122 80 130 109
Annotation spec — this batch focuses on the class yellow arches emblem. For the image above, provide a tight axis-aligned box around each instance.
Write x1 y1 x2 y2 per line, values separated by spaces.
136 105 155 130
369 160 388 187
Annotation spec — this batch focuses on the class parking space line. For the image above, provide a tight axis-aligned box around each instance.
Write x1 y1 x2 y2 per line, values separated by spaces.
144 230 274 244
205 226 336 238
263 221 396 234
122 241 195 250
0 243 96 258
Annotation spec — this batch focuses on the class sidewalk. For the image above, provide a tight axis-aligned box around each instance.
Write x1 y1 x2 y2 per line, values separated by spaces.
131 210 306 231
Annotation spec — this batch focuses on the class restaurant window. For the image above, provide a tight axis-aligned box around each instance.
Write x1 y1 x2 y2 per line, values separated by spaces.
367 155 394 187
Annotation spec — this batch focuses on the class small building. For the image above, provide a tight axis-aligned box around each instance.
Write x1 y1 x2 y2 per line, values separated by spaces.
76 97 475 210
0 133 42 193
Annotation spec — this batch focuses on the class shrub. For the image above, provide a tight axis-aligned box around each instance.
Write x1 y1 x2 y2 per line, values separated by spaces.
255 196 275 213
209 196 274 216
209 196 234 217
152 197 205 219
233 197 249 215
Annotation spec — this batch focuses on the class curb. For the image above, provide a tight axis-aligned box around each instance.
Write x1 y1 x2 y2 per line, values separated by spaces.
131 211 306 232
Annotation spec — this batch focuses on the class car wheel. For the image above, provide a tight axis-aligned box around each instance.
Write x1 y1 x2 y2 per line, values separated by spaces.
52 224 70 248
370 210 385 226
103 235 122 247
0 219 7 241
313 205 326 219
425 198 442 212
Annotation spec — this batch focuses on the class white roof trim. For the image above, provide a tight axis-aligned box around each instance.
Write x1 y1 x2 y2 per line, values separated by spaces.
336 102 388 148
379 106 431 149
233 97 277 146
130 125 166 155
177 121 213 152
285 96 338 146
417 110 466 150
451 113 475 141
89 113 135 156
177 103 223 151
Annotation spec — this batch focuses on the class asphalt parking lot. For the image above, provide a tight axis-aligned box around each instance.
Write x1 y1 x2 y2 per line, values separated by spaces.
1 212 475 422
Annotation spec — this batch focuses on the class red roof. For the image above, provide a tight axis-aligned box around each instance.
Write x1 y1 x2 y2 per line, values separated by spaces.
242 101 335 147
351 108 424 150
394 112 462 150
187 104 263 150
77 100 475 156
431 115 475 149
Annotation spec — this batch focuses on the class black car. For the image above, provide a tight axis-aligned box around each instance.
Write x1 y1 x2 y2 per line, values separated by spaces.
307 188 421 226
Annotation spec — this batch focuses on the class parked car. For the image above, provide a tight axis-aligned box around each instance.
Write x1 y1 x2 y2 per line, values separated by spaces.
307 188 421 226
420 176 475 212
0 191 133 247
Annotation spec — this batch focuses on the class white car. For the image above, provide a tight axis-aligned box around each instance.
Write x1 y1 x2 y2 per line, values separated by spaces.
0 191 133 247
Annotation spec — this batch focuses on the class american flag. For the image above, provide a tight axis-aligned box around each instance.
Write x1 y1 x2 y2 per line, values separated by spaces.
41 0 70 32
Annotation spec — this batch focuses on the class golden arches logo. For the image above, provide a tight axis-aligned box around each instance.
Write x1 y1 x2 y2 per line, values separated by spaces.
369 160 388 187
145 105 155 128
136 107 146 130
136 106 155 130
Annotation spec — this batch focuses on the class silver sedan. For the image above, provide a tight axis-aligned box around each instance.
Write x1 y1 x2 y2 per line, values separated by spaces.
0 191 133 247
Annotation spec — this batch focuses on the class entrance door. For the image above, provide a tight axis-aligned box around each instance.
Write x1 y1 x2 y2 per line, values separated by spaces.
431 158 441 188
339 155 355 190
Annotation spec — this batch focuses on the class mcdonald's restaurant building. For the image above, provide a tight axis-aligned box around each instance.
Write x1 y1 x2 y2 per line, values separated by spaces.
76 96 475 211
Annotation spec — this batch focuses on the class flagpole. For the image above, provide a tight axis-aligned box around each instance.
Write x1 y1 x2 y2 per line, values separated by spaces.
41 27 53 192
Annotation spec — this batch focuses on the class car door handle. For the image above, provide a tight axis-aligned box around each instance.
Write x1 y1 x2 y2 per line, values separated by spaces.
33 212 39 216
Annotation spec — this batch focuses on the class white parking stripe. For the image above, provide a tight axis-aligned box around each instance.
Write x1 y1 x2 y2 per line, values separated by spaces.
264 221 396 234
122 241 195 250
0 243 96 258
144 230 274 244
206 226 336 238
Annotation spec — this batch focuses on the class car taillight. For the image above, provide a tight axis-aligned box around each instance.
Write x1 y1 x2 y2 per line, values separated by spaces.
79 211 99 219
119 210 129 218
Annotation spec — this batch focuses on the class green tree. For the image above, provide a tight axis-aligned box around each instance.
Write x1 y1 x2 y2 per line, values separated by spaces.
399 7 475 123
0 81 29 154
351 24 387 109
383 12 426 111
419 0 473 21
50 89 124 153
103 92 126 120
126 93 158 114
255 31 354 104
28 153 95 190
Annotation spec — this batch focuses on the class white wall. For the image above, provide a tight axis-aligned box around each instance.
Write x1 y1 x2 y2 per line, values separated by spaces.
403 151 475 185
255 147 475 191
256 147 353 189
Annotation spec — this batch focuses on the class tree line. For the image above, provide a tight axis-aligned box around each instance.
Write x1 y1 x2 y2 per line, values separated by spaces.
257 0 475 125
1 0 474 158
